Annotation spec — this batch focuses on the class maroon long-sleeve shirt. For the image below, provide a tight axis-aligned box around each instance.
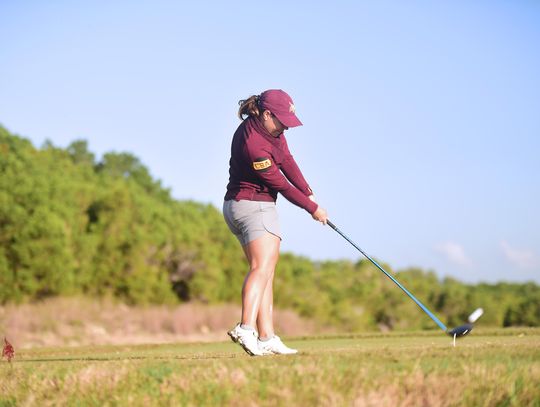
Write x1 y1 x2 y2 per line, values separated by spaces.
224 117 318 214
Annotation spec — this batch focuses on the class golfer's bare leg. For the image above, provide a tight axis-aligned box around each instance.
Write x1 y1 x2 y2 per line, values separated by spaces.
257 269 275 338
241 233 280 329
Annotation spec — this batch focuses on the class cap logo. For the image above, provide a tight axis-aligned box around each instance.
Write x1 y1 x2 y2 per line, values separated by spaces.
289 102 295 113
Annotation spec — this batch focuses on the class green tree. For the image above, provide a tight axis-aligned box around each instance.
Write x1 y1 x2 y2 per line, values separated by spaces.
1 125 539 330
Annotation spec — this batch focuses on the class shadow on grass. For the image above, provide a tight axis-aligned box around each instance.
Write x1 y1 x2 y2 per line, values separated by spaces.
14 353 242 363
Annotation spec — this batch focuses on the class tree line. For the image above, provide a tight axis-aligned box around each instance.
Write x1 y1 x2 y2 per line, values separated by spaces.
1 125 538 330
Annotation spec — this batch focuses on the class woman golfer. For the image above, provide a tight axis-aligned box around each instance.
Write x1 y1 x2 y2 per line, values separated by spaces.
223 89 328 356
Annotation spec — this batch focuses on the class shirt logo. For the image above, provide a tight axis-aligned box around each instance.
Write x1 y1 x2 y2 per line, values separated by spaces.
289 102 296 113
253 158 272 171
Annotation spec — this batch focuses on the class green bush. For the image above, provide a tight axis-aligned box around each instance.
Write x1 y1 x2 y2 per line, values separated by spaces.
1 125 538 329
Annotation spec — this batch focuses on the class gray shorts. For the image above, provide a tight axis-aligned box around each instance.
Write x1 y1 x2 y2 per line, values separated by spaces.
223 200 281 246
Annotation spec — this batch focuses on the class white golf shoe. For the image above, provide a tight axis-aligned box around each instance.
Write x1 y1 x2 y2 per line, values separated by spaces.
228 324 264 356
257 335 298 355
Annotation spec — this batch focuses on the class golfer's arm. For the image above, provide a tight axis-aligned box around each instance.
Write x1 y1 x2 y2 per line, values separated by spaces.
280 154 313 197
253 164 317 214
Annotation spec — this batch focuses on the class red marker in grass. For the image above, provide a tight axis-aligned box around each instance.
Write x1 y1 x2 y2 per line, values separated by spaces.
2 338 14 363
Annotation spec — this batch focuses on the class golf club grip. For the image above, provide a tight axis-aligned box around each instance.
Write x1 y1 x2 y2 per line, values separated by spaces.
326 220 448 332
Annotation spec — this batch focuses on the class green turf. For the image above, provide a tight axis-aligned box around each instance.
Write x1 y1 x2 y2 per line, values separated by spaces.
1 328 539 406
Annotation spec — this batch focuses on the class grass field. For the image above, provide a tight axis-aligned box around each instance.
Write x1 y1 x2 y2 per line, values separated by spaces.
1 328 539 406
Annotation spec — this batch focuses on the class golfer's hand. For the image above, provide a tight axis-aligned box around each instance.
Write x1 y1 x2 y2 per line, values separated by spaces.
312 206 328 225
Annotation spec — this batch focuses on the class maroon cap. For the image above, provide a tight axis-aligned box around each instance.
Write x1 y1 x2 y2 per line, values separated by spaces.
259 89 303 128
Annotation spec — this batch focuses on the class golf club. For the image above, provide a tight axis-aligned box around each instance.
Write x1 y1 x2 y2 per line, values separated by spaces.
327 220 475 338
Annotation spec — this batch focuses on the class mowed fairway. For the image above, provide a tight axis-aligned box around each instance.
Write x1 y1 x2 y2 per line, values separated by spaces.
1 328 539 406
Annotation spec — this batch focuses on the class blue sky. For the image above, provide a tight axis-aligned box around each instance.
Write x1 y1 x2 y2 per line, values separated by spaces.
1 1 539 284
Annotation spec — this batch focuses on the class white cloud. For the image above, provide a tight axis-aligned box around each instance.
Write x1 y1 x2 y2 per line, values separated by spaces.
500 241 539 270
434 241 473 268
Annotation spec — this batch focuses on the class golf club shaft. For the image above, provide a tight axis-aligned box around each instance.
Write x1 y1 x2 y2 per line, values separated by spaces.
327 220 448 332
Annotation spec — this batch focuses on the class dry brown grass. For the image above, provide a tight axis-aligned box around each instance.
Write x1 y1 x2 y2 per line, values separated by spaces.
0 297 324 349
1 329 538 406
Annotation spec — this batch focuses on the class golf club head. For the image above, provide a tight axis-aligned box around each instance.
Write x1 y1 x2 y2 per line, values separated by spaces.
447 323 474 338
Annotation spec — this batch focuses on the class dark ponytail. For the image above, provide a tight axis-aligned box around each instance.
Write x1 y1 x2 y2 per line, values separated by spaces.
238 95 261 120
